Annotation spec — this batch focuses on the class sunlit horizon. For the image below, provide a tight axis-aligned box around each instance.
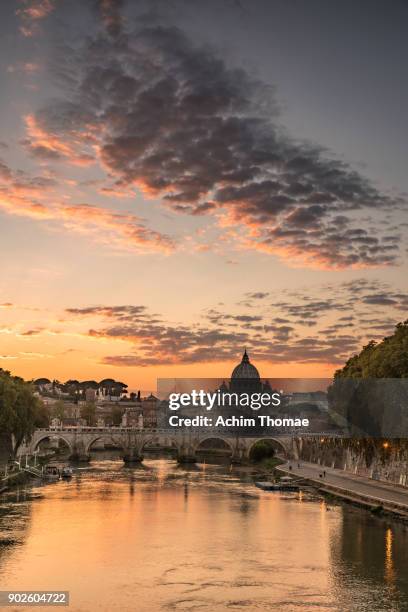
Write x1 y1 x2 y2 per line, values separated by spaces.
1 0 407 389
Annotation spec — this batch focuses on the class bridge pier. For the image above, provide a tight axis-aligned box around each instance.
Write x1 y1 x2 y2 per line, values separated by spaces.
69 450 90 462
177 443 197 464
231 449 246 464
122 448 144 463
69 440 90 462
229 439 249 464
177 453 197 464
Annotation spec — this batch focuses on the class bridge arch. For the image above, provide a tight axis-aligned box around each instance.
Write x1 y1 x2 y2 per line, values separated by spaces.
246 437 288 459
85 436 114 454
194 436 234 454
140 435 177 452
32 433 73 454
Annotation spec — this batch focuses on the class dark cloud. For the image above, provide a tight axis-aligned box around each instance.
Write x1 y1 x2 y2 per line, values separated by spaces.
232 314 263 323
0 159 13 181
362 294 398 306
272 298 348 322
66 305 148 318
362 292 408 308
26 18 405 268
245 292 269 300
66 277 407 367
263 325 294 341
95 0 124 37
20 328 43 336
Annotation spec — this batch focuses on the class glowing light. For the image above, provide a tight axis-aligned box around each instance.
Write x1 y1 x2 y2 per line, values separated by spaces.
385 528 395 584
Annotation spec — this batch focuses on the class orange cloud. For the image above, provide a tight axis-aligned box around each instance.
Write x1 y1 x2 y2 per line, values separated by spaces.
16 0 56 37
64 279 407 370
24 114 96 167
0 155 175 254
0 194 175 255
7 62 41 74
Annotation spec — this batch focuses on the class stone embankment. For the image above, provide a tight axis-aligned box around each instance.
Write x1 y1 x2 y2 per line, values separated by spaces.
277 460 408 522
0 470 32 493
295 437 408 487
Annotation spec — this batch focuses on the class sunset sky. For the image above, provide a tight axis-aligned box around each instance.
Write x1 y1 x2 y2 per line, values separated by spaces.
0 0 407 390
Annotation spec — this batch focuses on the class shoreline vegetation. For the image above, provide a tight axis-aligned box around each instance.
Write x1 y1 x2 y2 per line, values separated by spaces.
0 369 48 460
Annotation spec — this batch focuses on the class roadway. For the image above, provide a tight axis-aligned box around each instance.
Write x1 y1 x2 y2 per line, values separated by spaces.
278 459 408 511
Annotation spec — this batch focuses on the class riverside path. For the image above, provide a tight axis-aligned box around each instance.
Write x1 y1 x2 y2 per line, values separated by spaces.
278 460 408 516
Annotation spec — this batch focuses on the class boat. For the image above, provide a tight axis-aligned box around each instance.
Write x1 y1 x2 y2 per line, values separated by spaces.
255 480 300 492
43 465 60 480
61 467 73 479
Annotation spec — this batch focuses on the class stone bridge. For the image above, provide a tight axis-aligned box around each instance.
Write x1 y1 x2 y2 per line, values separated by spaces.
21 427 307 463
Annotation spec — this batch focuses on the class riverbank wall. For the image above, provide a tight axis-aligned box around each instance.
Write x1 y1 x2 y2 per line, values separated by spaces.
0 470 32 493
276 465 408 523
294 438 408 488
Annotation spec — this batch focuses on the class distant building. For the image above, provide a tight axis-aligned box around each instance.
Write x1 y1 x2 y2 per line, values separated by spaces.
222 349 275 396
143 393 159 427
120 392 160 428
85 388 97 403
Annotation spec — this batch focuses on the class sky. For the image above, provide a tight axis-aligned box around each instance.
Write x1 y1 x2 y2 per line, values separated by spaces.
0 0 407 390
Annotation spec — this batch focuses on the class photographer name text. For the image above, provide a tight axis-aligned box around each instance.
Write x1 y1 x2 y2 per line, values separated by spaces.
168 415 310 428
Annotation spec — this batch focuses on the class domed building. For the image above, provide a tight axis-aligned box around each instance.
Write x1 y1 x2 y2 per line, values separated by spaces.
231 349 260 380
228 350 271 394
212 351 275 434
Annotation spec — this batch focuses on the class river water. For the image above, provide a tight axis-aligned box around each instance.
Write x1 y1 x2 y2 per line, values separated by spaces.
1 458 408 611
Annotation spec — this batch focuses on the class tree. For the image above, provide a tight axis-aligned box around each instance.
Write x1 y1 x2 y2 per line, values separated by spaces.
0 369 48 458
334 320 408 378
52 400 66 422
111 405 123 426
80 402 96 426
329 321 408 437
249 440 276 462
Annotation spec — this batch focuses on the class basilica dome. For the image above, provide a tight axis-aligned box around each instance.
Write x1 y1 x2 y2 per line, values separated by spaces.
231 350 260 380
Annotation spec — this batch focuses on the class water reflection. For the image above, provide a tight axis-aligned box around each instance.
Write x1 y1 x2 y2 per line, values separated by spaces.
329 503 408 611
385 527 395 585
0 459 407 612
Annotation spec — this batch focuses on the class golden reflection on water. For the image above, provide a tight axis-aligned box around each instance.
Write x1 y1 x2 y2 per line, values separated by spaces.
384 527 395 585
0 459 407 612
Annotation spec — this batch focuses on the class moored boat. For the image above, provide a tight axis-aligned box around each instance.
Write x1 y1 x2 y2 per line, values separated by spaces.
61 467 73 479
43 465 60 480
255 480 300 492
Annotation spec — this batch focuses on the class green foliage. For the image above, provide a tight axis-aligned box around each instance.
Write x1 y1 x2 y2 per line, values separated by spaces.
0 369 48 457
111 405 123 426
52 400 66 421
80 402 96 426
259 456 284 471
329 321 408 438
334 320 408 378
249 440 276 462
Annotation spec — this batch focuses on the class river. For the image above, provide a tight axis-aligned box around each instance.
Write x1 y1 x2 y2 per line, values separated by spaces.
1 458 408 611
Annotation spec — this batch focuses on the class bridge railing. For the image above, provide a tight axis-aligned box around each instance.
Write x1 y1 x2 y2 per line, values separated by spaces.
33 426 345 438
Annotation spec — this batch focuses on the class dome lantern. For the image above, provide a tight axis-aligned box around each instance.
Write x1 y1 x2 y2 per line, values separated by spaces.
231 350 260 380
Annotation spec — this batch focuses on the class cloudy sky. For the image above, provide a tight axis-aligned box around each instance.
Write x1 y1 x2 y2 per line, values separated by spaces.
0 0 407 389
